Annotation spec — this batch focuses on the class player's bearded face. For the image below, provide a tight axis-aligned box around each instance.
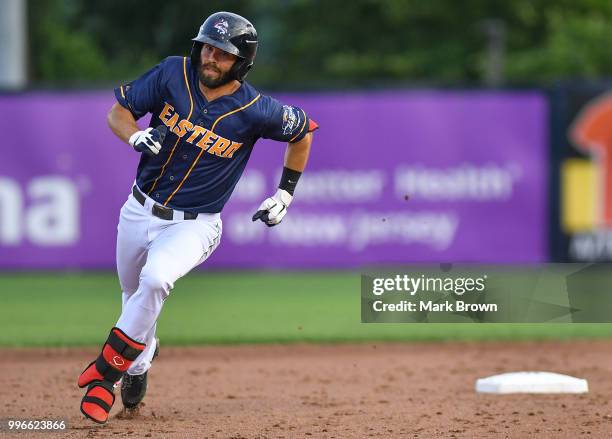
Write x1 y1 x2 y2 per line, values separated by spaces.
198 44 236 88
198 61 232 88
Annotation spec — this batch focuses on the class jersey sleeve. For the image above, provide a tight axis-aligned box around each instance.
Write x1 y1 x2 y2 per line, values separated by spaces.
114 58 169 120
260 96 317 143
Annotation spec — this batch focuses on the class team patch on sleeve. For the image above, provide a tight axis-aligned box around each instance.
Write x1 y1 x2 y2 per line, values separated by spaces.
281 105 303 136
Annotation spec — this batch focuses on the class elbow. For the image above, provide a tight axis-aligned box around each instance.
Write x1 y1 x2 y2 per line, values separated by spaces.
107 104 117 129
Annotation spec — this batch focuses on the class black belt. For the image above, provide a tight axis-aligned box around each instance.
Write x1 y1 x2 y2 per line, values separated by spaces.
132 186 198 220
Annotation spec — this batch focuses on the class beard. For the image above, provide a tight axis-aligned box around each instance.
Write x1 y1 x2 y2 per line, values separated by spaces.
197 62 233 88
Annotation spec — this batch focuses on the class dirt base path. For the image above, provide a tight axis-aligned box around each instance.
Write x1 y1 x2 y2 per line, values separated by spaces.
1 341 612 438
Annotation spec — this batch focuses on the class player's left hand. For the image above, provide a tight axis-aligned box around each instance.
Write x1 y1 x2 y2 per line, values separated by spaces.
252 189 293 227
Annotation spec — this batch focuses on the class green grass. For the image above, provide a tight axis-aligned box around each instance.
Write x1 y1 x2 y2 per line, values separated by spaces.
1 271 612 346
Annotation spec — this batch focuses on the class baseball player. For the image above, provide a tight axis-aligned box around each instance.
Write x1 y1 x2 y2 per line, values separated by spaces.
77 11 318 424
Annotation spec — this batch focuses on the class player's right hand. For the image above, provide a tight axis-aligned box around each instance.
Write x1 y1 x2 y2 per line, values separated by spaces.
129 127 165 156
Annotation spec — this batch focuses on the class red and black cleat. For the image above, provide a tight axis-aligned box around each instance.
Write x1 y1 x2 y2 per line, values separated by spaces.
121 338 160 409
78 327 145 423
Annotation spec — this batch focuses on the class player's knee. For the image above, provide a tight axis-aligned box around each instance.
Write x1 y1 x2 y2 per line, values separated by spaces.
120 285 138 297
139 269 172 297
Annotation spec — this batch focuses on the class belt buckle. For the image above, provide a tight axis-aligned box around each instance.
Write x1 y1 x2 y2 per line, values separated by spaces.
152 204 173 220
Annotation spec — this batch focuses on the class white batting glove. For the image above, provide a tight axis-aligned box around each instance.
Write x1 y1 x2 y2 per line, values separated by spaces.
252 189 293 227
129 127 165 156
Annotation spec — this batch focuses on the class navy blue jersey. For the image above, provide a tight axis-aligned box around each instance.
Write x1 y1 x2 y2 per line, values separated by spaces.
114 56 313 213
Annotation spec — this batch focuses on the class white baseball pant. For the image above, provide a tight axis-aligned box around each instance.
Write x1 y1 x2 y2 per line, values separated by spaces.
114 186 222 375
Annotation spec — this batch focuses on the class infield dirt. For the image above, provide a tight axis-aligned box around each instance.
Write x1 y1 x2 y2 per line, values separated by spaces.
1 341 611 438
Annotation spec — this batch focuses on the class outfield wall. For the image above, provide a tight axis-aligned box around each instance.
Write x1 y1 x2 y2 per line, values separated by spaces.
0 90 548 268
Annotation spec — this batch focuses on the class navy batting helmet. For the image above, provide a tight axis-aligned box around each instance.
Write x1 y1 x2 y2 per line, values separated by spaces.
191 12 258 81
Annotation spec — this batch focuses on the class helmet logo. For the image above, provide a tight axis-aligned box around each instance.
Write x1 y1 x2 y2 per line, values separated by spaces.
214 19 229 35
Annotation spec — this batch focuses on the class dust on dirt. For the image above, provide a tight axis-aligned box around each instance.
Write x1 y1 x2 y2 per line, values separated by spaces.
1 341 611 438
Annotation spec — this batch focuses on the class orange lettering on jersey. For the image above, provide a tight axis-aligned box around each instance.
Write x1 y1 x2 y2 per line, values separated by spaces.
159 110 239 158
166 113 179 131
221 141 243 158
186 125 206 143
172 119 193 138
159 103 174 124
196 130 218 151
207 137 232 156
